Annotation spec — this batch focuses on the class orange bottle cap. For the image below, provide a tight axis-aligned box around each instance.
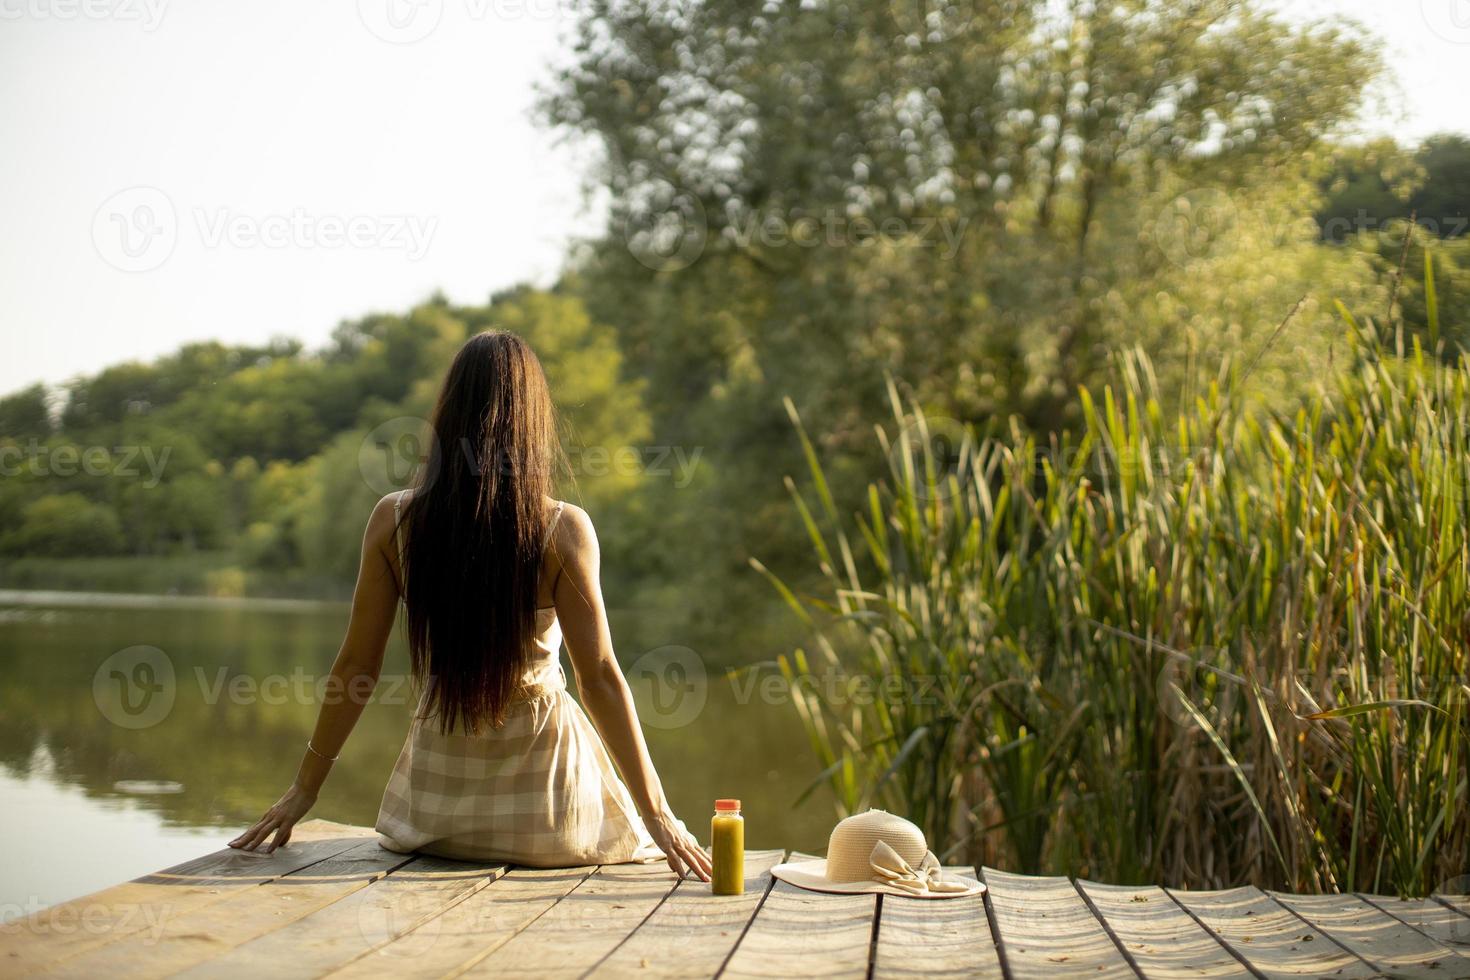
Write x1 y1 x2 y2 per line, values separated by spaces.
715 798 741 810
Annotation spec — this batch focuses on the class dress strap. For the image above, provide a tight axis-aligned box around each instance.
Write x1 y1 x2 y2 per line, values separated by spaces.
392 490 409 584
543 500 565 555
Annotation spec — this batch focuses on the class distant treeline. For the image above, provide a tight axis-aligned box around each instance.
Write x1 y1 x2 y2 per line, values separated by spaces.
0 291 652 594
2 0 1469 664
1316 135 1470 242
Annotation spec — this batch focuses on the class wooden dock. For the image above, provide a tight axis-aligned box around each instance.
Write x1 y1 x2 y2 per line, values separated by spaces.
4 821 1468 978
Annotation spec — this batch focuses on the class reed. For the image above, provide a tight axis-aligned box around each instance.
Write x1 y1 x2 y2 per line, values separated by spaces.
756 257 1468 894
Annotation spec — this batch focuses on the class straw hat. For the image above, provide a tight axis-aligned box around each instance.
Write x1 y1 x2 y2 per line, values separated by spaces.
771 809 985 899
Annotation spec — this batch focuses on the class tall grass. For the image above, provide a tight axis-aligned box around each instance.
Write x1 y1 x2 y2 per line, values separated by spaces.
756 261 1468 894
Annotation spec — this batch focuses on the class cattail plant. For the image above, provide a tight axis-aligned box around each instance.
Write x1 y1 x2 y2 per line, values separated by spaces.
757 253 1468 895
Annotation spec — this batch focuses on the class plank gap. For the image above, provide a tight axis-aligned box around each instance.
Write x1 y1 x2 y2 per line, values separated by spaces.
437 864 600 980
865 893 883 980
1159 885 1267 980
578 868 686 978
1168 886 1377 978
1359 892 1470 955
981 867 1134 978
317 855 507 977
711 849 785 980
873 864 1001 978
1265 891 1381 975
1434 895 1470 920
978 867 1016 980
1280 891 1470 978
1070 878 1143 979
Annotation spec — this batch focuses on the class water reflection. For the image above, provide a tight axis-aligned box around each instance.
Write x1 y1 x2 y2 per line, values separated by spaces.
0 596 830 913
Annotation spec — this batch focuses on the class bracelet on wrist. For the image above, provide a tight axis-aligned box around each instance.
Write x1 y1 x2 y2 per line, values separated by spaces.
306 739 339 763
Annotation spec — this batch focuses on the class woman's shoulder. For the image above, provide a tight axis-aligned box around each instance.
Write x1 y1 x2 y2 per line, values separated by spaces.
547 500 596 556
375 489 412 519
366 490 410 543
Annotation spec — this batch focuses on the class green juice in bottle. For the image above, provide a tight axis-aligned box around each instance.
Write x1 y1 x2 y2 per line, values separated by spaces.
711 799 744 895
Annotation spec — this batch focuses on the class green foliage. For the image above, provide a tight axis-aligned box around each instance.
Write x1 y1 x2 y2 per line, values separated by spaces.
0 290 653 603
763 286 1469 893
0 384 52 441
2 493 125 557
0 0 1464 884
1358 224 1470 350
548 0 1391 620
1318 134 1470 242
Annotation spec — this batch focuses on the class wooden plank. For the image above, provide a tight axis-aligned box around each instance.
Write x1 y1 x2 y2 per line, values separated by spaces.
291 819 383 842
1275 892 1466 979
0 824 373 974
1360 894 1470 960
170 855 504 980
323 865 597 979
873 864 1003 978
1169 886 1375 978
722 852 876 979
40 840 415 979
596 850 784 978
1434 899 1470 922
981 867 1134 979
1077 880 1247 978
456 860 681 978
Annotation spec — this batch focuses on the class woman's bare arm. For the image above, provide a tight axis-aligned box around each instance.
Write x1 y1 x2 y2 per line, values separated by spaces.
230 494 401 852
552 504 712 881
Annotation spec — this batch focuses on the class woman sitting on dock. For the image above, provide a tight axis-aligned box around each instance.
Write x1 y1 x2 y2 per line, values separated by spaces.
229 331 713 882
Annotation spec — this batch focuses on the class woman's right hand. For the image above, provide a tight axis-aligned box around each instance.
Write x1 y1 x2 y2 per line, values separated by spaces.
229 782 317 853
644 809 713 881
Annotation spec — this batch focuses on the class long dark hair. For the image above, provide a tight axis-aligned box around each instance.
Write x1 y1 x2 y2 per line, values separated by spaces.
401 331 561 734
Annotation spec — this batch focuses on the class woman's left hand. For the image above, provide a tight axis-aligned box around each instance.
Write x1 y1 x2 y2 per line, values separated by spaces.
229 783 317 853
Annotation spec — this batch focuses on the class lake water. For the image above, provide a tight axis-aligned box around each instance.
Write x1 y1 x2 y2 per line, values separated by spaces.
0 594 833 919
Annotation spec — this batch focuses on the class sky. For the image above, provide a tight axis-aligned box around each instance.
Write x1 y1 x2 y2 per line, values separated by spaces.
1 0 1467 397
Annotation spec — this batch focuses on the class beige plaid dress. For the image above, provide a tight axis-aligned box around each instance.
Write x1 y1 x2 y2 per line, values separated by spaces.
375 495 663 866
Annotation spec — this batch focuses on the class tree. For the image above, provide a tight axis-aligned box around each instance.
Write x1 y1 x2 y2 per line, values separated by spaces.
548 0 1380 420
545 0 1386 631
1317 134 1470 242
1410 135 1470 239
0 384 51 441
1 493 125 557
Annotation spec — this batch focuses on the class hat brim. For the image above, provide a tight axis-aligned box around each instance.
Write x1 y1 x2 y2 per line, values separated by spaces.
771 859 986 899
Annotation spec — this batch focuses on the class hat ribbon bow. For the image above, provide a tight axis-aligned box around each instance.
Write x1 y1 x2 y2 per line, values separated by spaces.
868 840 968 894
